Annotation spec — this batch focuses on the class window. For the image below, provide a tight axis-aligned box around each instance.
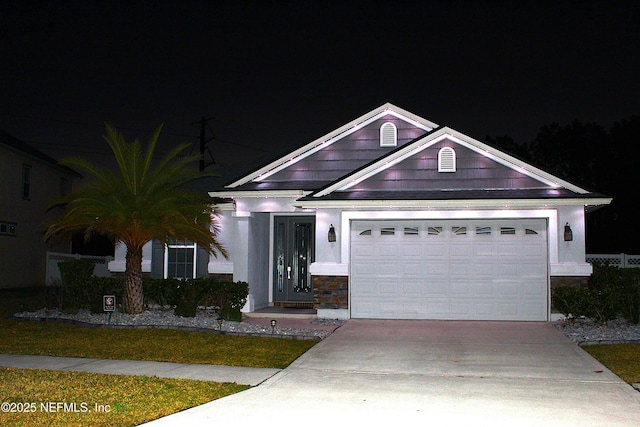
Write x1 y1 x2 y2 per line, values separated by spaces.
525 228 539 235
0 221 17 236
359 229 372 236
500 227 516 235
22 164 31 199
427 226 443 235
404 226 419 235
452 226 467 235
380 122 397 147
380 227 396 235
165 240 197 279
476 226 492 235
438 147 456 172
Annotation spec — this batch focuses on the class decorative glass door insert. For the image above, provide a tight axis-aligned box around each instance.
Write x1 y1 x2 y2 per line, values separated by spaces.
273 216 315 303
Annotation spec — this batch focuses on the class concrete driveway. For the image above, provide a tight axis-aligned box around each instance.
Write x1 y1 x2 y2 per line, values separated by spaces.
142 320 640 426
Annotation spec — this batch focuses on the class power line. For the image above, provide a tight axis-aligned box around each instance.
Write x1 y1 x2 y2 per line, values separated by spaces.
2 113 273 155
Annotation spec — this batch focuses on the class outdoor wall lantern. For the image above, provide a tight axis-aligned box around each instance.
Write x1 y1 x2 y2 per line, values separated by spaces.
564 223 573 241
328 224 336 242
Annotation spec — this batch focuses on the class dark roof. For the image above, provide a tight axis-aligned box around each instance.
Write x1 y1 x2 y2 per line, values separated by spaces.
0 130 82 178
298 188 608 202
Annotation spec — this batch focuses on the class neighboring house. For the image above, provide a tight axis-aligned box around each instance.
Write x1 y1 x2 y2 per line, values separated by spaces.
0 130 81 288
109 104 611 321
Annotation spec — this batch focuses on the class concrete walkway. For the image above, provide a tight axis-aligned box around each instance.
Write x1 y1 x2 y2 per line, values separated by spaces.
139 320 640 427
0 354 279 386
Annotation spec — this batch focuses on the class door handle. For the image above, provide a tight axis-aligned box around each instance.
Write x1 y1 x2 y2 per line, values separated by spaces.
287 265 291 279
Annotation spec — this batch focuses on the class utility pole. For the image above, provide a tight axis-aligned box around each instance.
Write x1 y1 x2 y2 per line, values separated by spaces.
193 116 217 171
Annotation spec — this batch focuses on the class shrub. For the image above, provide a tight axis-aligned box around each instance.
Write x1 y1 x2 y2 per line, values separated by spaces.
621 269 640 324
58 259 96 312
555 264 640 324
202 281 249 322
142 279 249 321
58 259 95 286
553 286 590 320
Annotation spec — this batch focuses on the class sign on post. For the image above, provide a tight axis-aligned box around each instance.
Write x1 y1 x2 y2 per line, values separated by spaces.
103 295 115 312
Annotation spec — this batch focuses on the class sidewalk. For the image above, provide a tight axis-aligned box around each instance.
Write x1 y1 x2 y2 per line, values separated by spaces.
0 354 280 386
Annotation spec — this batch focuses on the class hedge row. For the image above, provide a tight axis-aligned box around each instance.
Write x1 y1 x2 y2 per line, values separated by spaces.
54 259 248 321
554 264 640 324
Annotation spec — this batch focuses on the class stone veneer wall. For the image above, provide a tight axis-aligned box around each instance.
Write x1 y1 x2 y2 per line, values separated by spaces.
550 275 590 313
208 273 234 282
313 275 348 309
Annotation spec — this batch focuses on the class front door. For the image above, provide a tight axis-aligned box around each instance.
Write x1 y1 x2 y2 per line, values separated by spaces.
273 216 315 304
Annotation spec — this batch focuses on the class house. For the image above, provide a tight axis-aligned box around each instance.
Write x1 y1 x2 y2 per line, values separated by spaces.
0 130 81 288
109 104 611 321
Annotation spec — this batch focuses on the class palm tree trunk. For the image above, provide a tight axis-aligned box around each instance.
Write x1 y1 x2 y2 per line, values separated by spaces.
123 244 145 314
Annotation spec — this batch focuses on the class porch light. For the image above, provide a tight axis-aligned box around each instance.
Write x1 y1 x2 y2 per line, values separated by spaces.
328 224 336 242
270 319 277 334
564 223 573 241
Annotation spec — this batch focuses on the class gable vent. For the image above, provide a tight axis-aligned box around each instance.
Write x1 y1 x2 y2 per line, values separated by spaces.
380 122 397 147
438 147 456 172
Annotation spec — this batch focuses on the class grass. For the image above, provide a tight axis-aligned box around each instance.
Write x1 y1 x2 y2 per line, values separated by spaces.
582 344 640 384
0 321 316 369
0 367 248 427
0 288 315 426
0 288 316 369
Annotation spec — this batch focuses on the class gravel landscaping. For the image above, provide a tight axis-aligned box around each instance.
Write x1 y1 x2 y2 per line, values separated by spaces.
11 308 640 344
552 318 640 345
12 308 345 340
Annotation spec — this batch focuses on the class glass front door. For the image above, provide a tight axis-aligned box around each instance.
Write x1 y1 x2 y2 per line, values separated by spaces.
273 216 315 303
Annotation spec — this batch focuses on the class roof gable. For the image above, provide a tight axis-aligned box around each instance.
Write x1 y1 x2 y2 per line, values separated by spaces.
344 139 545 192
313 127 590 197
226 103 436 188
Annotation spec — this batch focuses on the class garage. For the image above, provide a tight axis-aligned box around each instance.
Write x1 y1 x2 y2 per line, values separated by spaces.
350 219 548 321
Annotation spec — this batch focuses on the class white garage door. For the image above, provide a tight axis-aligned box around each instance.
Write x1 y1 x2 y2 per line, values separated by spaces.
350 219 548 321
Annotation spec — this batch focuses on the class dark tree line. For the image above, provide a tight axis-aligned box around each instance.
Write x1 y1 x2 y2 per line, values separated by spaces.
486 116 640 254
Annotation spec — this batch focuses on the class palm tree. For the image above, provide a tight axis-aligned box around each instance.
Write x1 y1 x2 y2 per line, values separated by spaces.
45 124 227 314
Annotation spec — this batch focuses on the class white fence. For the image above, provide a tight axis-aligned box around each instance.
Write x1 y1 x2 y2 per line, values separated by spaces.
46 251 114 285
586 253 640 269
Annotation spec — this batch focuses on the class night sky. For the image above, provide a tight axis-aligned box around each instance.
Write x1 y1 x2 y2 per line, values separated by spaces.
2 0 639 168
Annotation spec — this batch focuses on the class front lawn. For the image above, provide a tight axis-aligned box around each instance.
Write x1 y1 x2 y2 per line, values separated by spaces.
582 344 640 384
0 367 248 427
0 288 316 369
0 288 315 426
0 320 316 369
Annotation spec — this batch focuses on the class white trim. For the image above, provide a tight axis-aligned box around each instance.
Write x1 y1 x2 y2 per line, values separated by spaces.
164 241 197 279
212 202 235 211
550 262 593 276
226 103 436 187
208 260 234 274
309 262 349 276
294 197 612 210
209 190 310 199
314 127 590 197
